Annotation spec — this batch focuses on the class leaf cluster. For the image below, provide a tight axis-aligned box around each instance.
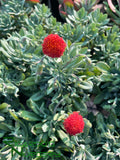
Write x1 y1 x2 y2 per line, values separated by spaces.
0 2 120 160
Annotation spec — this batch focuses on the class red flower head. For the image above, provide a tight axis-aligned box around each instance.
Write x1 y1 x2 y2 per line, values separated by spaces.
42 34 67 58
63 112 84 136
25 0 40 3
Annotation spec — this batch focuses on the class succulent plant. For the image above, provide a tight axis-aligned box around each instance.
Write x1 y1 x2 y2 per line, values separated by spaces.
104 0 120 25
0 2 120 160
0 0 32 38
58 0 101 19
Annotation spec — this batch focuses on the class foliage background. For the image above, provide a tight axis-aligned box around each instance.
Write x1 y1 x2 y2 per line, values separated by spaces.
0 0 120 160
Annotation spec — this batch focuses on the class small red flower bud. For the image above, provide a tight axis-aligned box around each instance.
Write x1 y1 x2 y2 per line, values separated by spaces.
42 34 67 58
25 0 40 3
63 112 84 136
63 0 74 7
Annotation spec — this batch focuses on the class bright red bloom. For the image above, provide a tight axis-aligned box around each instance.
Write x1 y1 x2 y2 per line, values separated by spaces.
25 0 40 3
63 112 84 136
42 34 67 58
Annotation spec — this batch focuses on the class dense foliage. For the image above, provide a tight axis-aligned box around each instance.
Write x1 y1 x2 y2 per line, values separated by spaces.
0 0 120 160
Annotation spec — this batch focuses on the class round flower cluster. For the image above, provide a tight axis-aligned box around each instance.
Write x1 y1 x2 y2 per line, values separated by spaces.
63 112 84 136
42 34 67 58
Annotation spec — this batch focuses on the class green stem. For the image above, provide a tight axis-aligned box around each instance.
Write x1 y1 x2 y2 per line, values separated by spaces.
74 135 80 147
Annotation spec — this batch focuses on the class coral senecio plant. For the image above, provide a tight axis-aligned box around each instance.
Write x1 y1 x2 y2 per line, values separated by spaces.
0 1 120 160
